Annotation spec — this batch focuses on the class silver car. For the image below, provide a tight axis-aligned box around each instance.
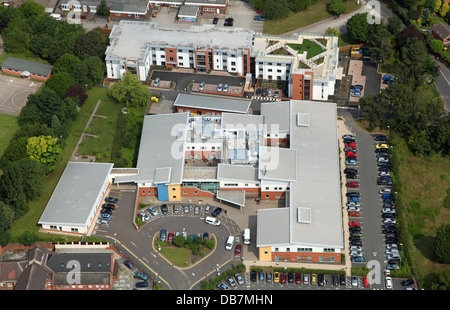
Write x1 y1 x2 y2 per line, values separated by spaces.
217 83 223 92
199 81 205 91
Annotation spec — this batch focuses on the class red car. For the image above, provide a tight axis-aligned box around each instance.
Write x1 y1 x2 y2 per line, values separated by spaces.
280 273 287 284
346 151 358 157
346 182 359 188
349 211 360 217
346 142 356 148
363 276 370 287
235 244 241 256
295 273 302 284
349 221 360 227
168 233 173 242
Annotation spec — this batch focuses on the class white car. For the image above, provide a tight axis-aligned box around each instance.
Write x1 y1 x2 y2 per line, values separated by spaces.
378 157 389 163
385 277 393 289
384 218 396 224
387 253 401 260
386 243 398 250
199 81 205 91
350 250 362 257
138 212 150 221
380 171 391 176
346 202 361 207
379 188 392 194
385 249 399 255
382 208 396 214
350 246 362 252
351 276 358 287
348 206 361 212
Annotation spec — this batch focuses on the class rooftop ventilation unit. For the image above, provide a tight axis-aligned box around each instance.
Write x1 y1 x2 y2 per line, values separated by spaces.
297 207 311 224
296 113 310 127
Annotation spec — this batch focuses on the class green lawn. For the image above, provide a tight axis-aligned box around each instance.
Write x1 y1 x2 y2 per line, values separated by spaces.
77 88 122 163
263 0 362 35
288 39 324 59
0 114 18 164
8 88 101 241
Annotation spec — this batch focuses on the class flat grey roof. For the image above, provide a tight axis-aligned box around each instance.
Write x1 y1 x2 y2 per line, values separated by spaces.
257 100 344 249
1 57 53 76
217 164 258 182
221 113 264 131
216 190 245 207
174 93 251 114
261 101 290 133
258 146 297 182
131 113 188 185
38 162 113 226
107 21 254 61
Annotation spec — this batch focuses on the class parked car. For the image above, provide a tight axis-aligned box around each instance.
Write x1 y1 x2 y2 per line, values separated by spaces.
123 260 134 269
211 207 222 217
105 196 118 204
401 279 414 287
348 211 360 217
135 281 148 288
253 15 266 21
217 83 223 92
204 205 211 213
168 232 174 242
161 204 168 215
288 272 294 283
273 90 280 98
199 81 205 91
332 274 339 286
223 84 229 92
295 273 301 284
280 273 287 284
351 276 358 286
226 276 236 287
376 143 389 149
266 272 272 283
217 282 230 290
303 274 309 284
346 181 359 188
318 274 324 286
347 206 361 212
134 271 148 281
250 270 257 282
148 207 158 216
340 275 346 285
235 273 244 285
153 77 160 87
343 135 355 140
385 276 393 289
363 276 370 287
183 205 190 213
212 17 218 24
346 192 360 197
311 273 317 285
274 272 280 283
102 203 115 210
375 135 387 142
346 159 357 165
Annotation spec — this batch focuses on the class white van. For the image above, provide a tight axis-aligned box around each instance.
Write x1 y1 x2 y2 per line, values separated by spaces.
225 236 235 250
205 216 220 226
243 228 250 245
50 13 62 20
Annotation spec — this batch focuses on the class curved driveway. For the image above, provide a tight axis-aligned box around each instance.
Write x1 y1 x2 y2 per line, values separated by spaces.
92 191 240 290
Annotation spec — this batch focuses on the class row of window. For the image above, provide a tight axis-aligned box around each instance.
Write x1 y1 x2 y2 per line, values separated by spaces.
273 247 335 252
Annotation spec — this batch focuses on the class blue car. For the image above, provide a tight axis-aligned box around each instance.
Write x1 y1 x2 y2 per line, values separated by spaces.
135 281 148 288
346 159 357 165
375 135 387 142
351 256 366 262
348 196 359 202
253 15 266 21
160 229 166 242
382 194 394 199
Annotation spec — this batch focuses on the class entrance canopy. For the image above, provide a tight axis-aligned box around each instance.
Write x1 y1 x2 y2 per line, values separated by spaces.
216 190 245 207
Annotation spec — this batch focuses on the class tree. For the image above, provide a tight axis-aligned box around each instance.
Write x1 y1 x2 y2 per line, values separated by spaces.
327 0 347 16
26 135 62 172
1 19 29 53
365 24 393 63
346 13 370 42
111 72 151 108
45 72 77 98
434 223 450 263
97 0 110 17
0 202 15 233
387 15 403 35
84 56 105 84
439 1 449 17
430 39 444 53
325 27 340 37
74 29 107 61
19 0 45 18
433 0 442 13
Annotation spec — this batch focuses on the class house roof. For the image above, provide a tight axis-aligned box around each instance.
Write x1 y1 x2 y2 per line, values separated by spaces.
1 57 53 76
432 23 450 40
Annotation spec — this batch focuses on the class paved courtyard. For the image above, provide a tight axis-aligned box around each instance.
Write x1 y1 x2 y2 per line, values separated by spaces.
0 75 42 116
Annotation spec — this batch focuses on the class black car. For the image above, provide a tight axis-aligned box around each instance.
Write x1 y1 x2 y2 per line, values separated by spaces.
350 240 362 246
318 274 325 286
105 196 119 204
375 135 387 142
255 88 262 95
211 207 223 217
213 17 218 24
135 281 148 288
351 85 363 90
379 167 391 172
102 203 115 210
225 17 234 23
339 275 346 285
332 274 339 286
375 147 389 153
346 173 357 179
161 204 168 215
223 21 233 26
288 272 294 283
262 88 268 96
344 168 358 175
382 212 396 219
346 192 360 197
385 237 398 244
250 270 257 282
388 259 400 264
123 260 134 269
101 208 112 215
